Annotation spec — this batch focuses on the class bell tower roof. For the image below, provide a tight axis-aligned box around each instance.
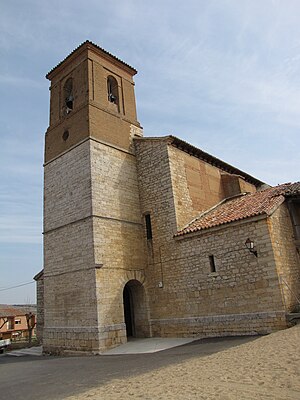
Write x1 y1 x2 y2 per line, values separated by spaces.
46 40 137 81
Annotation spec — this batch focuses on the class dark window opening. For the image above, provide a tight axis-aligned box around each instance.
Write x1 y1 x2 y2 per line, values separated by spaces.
209 255 216 273
62 130 69 141
123 285 134 337
63 78 74 112
107 75 119 105
145 214 153 240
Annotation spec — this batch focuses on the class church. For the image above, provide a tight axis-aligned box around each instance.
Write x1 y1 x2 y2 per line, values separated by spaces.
34 41 300 354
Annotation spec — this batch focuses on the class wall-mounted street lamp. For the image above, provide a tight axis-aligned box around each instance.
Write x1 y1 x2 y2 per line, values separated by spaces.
245 238 258 257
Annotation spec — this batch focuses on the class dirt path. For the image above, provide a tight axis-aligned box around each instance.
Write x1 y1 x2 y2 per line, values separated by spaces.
66 325 300 400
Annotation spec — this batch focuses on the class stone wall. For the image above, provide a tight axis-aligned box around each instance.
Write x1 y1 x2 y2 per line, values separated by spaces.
135 138 288 338
268 204 300 312
35 274 44 343
134 138 178 307
90 139 147 350
158 218 287 337
43 139 99 353
44 140 92 232
44 136 149 353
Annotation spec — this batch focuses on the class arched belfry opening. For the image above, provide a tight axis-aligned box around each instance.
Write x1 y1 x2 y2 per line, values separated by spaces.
123 280 149 339
63 77 74 114
107 75 119 109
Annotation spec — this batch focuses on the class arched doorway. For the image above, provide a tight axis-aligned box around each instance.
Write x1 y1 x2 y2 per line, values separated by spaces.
123 280 149 338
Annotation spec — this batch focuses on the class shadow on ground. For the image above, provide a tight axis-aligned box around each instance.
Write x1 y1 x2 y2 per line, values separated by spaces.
0 335 260 400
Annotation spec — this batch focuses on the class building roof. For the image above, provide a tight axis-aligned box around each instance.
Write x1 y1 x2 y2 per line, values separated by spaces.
134 135 265 187
46 40 137 80
0 305 35 318
176 182 300 237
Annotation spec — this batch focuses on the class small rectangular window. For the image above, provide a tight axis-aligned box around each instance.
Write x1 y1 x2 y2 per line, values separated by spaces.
145 214 153 240
209 255 216 273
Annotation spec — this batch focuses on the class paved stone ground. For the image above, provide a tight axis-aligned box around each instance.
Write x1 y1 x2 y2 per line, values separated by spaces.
0 336 258 400
2 339 195 357
102 337 195 354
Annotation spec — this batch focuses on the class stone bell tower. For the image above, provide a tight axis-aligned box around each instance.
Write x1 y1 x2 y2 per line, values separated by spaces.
43 41 148 354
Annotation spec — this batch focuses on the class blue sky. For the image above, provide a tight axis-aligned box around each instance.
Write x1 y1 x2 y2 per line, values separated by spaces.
1 0 299 304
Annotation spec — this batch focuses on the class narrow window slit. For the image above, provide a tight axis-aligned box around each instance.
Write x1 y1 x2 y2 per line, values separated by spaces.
145 214 152 240
209 255 216 273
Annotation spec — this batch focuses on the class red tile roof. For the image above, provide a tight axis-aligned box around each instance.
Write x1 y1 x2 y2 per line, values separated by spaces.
0 305 36 318
176 182 300 237
0 307 26 318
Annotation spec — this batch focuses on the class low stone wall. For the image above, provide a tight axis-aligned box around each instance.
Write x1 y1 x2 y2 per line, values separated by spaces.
42 323 127 355
150 311 287 338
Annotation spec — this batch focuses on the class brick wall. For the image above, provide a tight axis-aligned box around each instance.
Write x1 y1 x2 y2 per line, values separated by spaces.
45 45 140 163
168 144 257 230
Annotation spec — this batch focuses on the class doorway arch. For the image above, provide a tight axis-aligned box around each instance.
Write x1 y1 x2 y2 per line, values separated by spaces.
123 280 149 338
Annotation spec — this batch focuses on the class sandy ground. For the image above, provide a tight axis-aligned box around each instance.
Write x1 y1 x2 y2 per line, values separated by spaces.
66 325 300 400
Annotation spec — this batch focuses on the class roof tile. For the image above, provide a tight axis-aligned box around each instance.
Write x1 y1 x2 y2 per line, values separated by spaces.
176 182 300 237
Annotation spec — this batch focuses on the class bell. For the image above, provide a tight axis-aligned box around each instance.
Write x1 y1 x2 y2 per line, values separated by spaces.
66 95 74 109
109 93 116 103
